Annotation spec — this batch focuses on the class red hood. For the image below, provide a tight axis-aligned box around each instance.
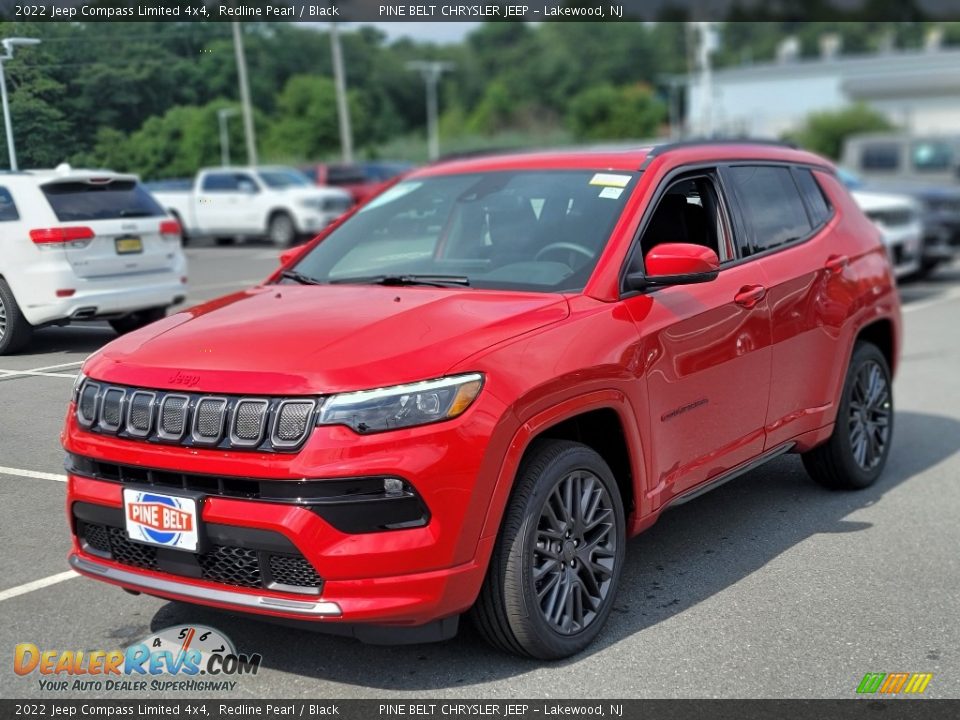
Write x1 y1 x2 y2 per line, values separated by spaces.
84 285 569 395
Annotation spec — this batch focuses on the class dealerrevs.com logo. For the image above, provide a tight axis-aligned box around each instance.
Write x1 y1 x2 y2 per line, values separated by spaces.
14 625 261 693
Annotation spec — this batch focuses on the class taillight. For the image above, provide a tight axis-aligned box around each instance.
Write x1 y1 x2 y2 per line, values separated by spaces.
29 227 95 249
160 220 181 241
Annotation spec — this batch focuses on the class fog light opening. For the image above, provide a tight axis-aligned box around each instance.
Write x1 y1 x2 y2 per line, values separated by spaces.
383 477 405 497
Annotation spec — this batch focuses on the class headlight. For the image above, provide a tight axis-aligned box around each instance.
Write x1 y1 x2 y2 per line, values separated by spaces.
317 373 483 433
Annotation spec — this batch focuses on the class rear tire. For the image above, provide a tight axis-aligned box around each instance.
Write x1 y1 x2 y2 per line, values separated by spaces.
268 212 297 248
472 439 626 659
802 342 893 490
0 279 33 355
109 306 167 335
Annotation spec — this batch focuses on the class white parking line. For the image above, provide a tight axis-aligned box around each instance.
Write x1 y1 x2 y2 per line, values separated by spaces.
0 359 85 380
27 360 86 371
0 370 77 379
0 571 77 603
0 466 67 483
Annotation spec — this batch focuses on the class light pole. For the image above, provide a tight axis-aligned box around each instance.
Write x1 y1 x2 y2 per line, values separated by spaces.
231 22 258 166
217 108 238 167
329 22 353 164
406 61 455 161
0 37 41 172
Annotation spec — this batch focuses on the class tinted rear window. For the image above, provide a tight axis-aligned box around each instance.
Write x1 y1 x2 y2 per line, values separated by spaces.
727 165 811 254
0 187 18 222
42 180 165 222
861 144 900 171
793 168 832 227
327 165 366 185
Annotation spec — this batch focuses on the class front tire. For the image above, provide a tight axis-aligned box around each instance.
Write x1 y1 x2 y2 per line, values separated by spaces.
802 341 893 489
472 440 626 659
0 279 33 355
268 212 297 248
109 307 167 336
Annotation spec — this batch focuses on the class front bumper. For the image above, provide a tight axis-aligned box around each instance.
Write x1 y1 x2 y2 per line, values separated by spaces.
63 395 503 628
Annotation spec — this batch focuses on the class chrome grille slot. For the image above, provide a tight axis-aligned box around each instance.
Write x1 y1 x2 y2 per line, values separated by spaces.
158 395 188 440
126 391 155 437
74 379 318 452
192 397 227 444
272 400 316 448
99 388 126 432
231 399 269 446
77 383 101 427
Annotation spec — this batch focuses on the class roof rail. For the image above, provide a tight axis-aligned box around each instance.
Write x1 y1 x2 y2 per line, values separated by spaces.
639 137 800 170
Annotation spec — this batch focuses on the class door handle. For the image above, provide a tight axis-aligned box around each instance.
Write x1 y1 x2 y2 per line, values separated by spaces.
825 254 849 273
734 284 767 309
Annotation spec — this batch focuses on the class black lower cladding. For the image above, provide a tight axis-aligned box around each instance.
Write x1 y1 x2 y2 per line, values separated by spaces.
73 503 323 594
66 453 430 533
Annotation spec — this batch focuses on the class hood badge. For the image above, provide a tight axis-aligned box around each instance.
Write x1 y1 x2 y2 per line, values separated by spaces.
169 370 201 388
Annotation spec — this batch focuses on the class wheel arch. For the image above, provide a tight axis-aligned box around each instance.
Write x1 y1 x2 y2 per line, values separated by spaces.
478 391 648 551
855 316 897 375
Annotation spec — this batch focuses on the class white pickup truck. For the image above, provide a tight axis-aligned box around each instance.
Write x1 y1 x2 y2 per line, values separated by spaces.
149 166 353 247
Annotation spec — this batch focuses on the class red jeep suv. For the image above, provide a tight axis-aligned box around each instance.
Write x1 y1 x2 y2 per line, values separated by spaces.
63 141 900 659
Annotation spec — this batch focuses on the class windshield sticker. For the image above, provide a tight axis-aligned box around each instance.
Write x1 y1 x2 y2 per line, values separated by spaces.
359 182 422 212
589 173 631 188
598 187 625 199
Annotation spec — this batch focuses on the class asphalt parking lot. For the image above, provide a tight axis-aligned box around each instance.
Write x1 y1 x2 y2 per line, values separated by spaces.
2 243 959 699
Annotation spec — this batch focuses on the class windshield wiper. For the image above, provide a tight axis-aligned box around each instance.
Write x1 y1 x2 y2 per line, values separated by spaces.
279 269 322 286
330 274 471 288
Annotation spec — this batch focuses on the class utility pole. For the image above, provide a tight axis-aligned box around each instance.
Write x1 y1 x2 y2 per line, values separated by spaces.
232 21 258 166
406 61 455 161
217 108 238 167
0 37 41 171
329 22 354 164
693 22 717 137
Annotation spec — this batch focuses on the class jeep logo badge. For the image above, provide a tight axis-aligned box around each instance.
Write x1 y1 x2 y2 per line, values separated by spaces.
169 370 200 388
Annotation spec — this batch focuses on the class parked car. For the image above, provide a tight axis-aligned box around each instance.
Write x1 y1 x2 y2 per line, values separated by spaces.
151 166 353 247
838 169 923 279
301 161 413 205
64 142 900 659
842 134 960 275
0 165 187 355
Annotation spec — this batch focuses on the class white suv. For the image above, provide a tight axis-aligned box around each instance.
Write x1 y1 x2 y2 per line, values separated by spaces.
0 166 188 355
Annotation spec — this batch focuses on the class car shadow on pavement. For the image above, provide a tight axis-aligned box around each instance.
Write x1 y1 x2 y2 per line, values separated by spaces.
16 325 117 358
148 410 959 691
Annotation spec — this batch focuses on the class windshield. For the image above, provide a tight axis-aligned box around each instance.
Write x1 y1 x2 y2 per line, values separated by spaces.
257 168 312 189
289 169 637 293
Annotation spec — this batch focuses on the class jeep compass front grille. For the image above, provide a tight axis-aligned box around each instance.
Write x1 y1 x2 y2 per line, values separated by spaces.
74 379 317 452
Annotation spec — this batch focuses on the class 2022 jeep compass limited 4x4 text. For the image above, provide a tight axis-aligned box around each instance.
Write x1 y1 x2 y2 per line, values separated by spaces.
63 142 900 659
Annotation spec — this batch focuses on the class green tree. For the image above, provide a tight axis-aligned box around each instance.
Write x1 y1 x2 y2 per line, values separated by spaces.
786 104 895 159
263 75 365 162
567 84 666 141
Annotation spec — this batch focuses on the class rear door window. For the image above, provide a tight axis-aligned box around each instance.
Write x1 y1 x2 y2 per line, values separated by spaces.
792 168 832 228
41 180 165 222
0 187 19 221
201 173 240 192
725 165 811 255
860 143 901 171
912 140 953 172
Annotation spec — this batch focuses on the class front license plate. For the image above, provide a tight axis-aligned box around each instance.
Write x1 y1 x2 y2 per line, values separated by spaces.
123 488 199 552
115 236 143 254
